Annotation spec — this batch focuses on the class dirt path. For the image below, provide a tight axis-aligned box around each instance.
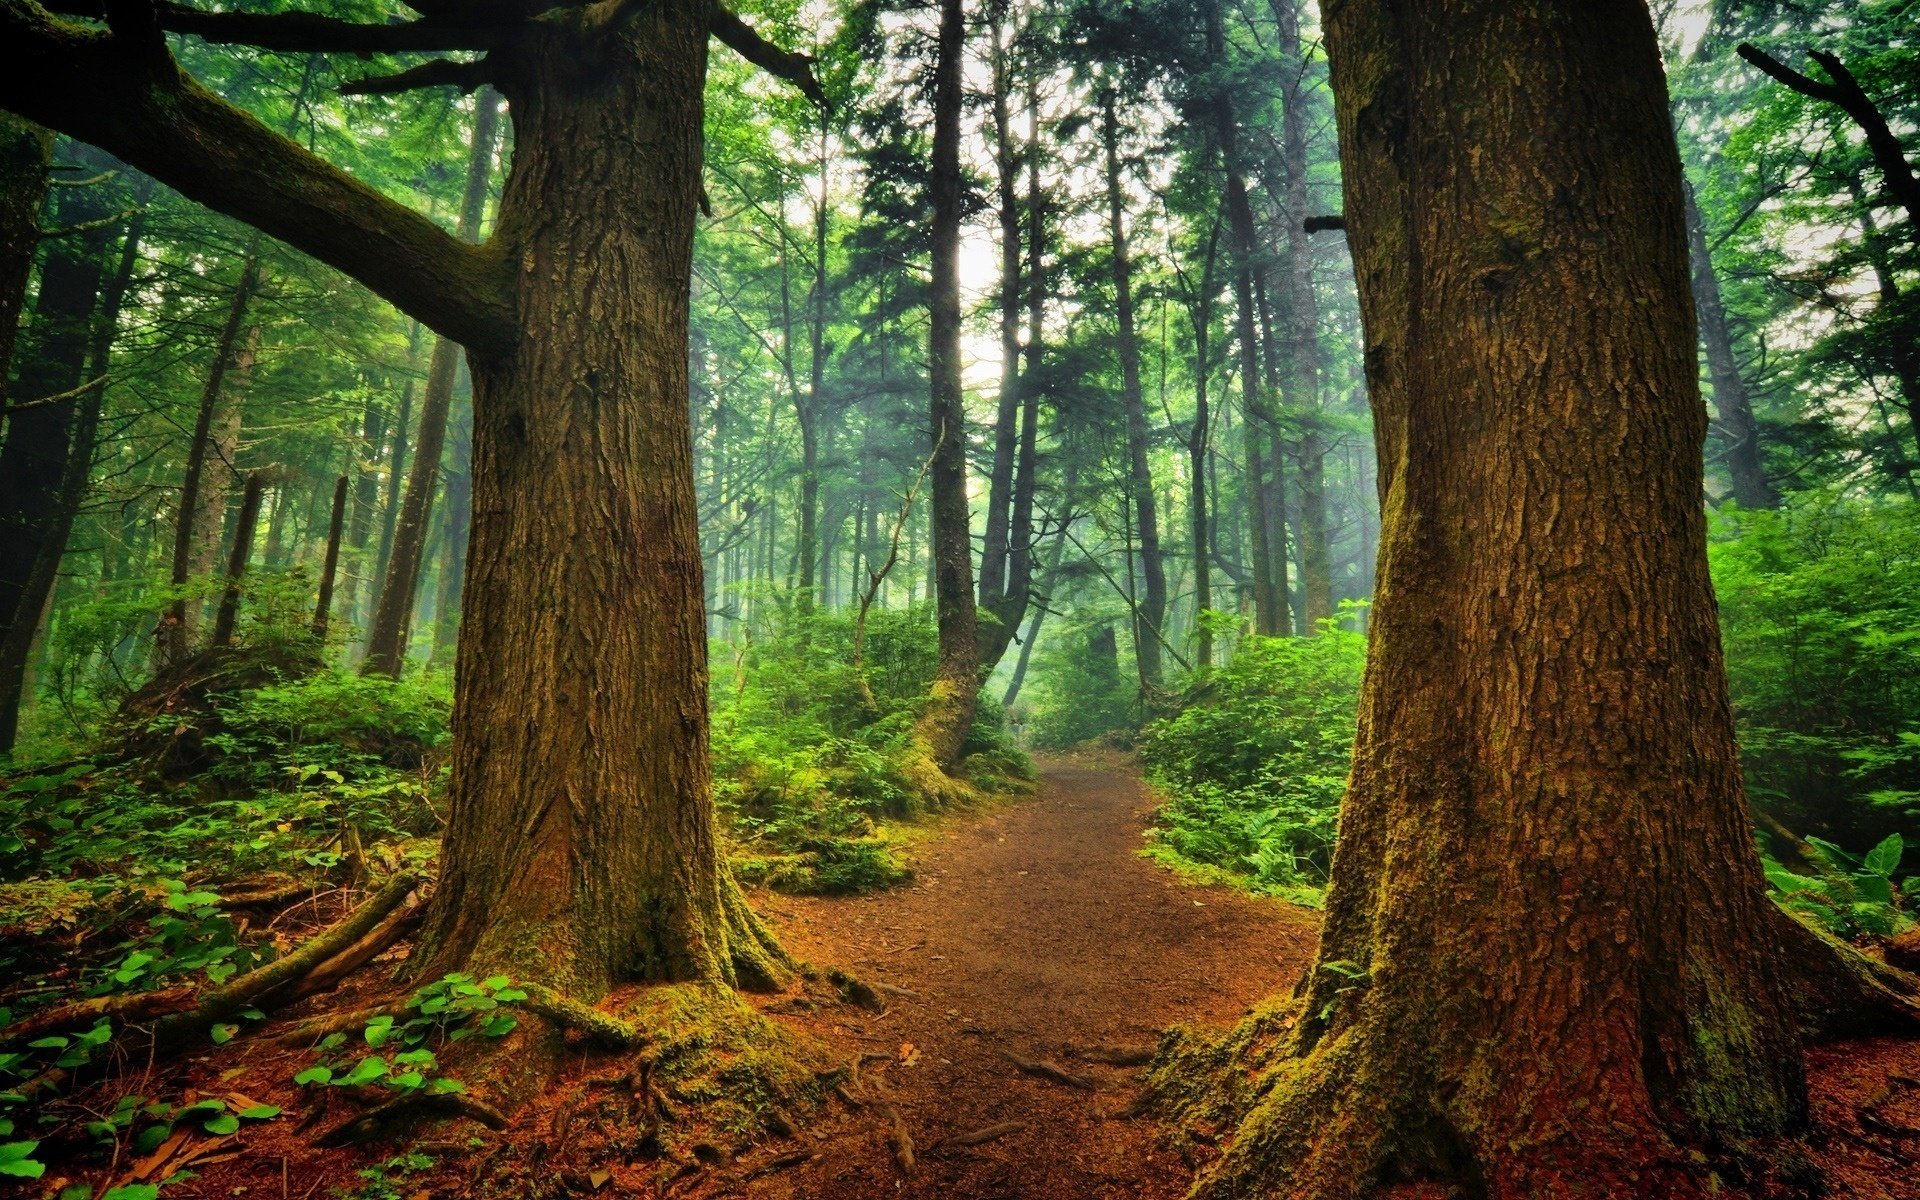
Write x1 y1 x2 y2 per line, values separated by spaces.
724 754 1318 1199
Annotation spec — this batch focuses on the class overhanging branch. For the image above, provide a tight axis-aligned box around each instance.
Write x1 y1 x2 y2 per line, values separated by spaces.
44 0 504 52
0 0 517 353
342 56 493 95
709 4 826 108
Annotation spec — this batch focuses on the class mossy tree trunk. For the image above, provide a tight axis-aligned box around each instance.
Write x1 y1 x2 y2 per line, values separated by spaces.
914 0 980 772
411 11 786 998
1194 4 1809 1196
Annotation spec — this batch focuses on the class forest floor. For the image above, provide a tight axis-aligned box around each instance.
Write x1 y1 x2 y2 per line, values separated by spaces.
57 753 1920 1200
721 750 1319 1200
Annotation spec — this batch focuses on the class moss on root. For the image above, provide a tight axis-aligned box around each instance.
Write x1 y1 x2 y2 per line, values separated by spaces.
623 982 835 1152
1143 995 1303 1139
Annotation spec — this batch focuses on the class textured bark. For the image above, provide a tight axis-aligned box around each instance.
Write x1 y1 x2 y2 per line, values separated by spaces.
411 6 789 999
0 112 48 397
362 87 498 678
1684 180 1775 509
1192 5 1810 1197
0 175 141 751
340 401 382 619
160 251 257 664
912 0 979 770
0 150 112 686
1185 226 1220 671
1102 91 1165 684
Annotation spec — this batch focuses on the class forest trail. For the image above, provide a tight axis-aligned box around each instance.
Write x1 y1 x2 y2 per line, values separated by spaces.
726 754 1319 1199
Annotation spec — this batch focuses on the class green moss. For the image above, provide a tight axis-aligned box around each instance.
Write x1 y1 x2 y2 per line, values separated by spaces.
620 983 834 1150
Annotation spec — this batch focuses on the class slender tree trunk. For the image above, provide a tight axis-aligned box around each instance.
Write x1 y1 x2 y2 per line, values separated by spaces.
0 182 141 752
209 471 263 649
1206 0 1287 638
341 400 384 619
412 10 788 1003
1188 5 1810 1195
1102 91 1165 683
161 247 258 663
1844 171 1920 465
363 87 499 677
980 15 1021 611
373 366 415 618
1189 311 1215 668
313 473 348 637
909 0 980 775
432 358 473 663
1269 0 1334 628
0 113 49 397
1684 179 1775 508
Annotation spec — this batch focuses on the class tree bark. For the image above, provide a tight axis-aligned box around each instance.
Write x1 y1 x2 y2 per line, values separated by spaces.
209 470 263 649
411 5 789 1001
0 147 113 681
1191 5 1811 1196
363 86 499 677
1102 90 1165 684
911 0 979 773
0 176 141 752
1684 179 1776 508
0 112 48 399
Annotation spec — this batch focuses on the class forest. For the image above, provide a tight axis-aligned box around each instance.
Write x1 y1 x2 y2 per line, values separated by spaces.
0 0 1917 1195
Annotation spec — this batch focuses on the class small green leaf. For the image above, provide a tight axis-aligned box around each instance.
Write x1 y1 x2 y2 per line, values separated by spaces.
203 1113 240 1136
337 1057 389 1087
1866 833 1904 877
210 1023 239 1045
483 1015 518 1038
104 1184 161 1200
237 1105 280 1120
293 1066 333 1086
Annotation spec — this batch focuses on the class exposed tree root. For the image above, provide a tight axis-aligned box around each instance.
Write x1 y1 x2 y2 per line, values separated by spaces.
1770 904 1920 1039
316 1089 508 1147
1004 1051 1095 1090
277 1003 401 1047
150 872 419 1048
0 985 195 1049
931 1119 1026 1151
893 735 980 813
279 897 423 1005
520 983 649 1048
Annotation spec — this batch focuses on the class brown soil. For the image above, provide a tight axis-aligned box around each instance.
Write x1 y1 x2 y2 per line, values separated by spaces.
709 752 1320 1199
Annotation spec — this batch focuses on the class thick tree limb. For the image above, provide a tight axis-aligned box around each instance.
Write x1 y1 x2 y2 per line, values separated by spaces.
1303 214 1345 232
1737 43 1920 238
44 0 503 52
0 1 518 353
341 57 493 96
709 5 825 108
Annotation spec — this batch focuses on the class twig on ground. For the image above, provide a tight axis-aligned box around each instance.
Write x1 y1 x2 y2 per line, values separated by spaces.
1004 1051 1096 1090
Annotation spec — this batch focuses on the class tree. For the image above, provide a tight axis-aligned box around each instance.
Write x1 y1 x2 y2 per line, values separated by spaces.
0 0 821 1025
912 0 980 775
1182 3 1877 1194
1684 178 1777 509
361 86 499 678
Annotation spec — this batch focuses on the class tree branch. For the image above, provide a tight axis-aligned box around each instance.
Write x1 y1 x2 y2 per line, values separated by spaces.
709 4 826 108
44 0 503 52
0 0 517 354
341 56 493 95
1737 43 1920 238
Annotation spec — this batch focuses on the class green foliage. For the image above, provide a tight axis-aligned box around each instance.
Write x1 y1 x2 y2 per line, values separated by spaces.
1764 833 1912 940
1138 619 1366 904
711 603 1024 892
292 973 526 1097
1711 496 1920 850
1024 617 1137 749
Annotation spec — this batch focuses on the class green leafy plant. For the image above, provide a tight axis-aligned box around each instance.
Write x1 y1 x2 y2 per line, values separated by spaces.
293 973 526 1097
1764 832 1911 939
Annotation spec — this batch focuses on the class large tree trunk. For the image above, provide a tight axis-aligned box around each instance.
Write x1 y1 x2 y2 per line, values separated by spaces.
1187 5 1813 1196
0 150 113 678
412 7 787 1001
0 179 141 752
0 114 48 397
1102 91 1165 684
1684 179 1776 509
363 87 499 677
909 0 979 776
